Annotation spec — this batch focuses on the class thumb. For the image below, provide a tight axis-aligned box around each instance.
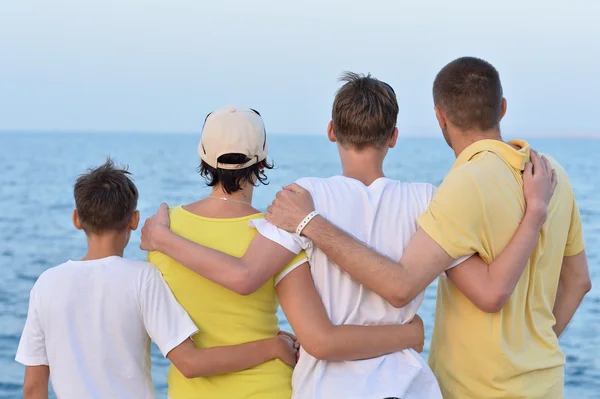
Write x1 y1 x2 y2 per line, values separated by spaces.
283 183 305 194
158 202 169 214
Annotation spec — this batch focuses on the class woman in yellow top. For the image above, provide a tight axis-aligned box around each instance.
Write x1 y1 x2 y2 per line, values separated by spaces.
146 105 424 399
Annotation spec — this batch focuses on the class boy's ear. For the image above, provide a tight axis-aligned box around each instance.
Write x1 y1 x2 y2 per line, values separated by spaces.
130 210 140 231
327 121 336 143
389 127 399 149
72 209 83 230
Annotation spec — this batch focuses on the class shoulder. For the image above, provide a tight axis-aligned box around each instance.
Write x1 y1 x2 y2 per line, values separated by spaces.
30 261 78 302
119 258 161 282
34 261 72 288
438 164 480 193
295 176 324 191
541 153 570 180
403 181 437 198
383 179 438 205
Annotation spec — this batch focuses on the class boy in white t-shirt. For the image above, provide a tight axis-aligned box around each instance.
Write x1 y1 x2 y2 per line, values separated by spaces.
139 75 550 398
15 160 297 399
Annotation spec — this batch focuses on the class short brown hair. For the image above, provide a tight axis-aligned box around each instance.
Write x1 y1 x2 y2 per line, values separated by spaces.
332 72 399 149
433 57 503 131
74 159 138 233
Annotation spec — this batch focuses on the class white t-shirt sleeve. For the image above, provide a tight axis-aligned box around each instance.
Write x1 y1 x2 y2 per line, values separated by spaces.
15 286 48 366
446 255 472 270
249 219 311 254
249 178 315 254
140 272 199 358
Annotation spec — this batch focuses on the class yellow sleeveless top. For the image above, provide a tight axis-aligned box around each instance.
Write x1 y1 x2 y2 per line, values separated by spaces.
148 206 307 399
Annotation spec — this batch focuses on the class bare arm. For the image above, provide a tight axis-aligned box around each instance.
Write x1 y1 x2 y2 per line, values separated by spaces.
142 204 297 295
266 152 557 309
553 251 591 337
295 217 450 308
276 263 424 361
167 335 297 378
445 210 546 312
23 366 49 399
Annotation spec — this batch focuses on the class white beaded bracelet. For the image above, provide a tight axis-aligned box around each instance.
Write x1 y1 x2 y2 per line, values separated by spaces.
295 211 319 236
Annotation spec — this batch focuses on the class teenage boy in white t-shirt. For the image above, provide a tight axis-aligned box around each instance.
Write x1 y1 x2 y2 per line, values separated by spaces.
139 74 554 399
15 160 297 399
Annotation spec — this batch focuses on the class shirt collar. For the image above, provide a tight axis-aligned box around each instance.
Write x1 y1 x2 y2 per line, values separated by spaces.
453 139 530 171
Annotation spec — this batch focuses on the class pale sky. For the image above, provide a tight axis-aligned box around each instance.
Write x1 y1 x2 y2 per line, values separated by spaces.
1 0 599 137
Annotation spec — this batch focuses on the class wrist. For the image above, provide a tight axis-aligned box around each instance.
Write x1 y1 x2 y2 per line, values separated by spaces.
268 336 282 361
524 203 548 229
407 323 423 347
300 214 324 239
153 226 173 252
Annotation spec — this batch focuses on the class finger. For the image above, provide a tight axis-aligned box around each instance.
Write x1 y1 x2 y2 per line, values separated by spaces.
279 331 298 341
541 156 552 178
529 151 542 175
283 183 306 194
523 162 533 179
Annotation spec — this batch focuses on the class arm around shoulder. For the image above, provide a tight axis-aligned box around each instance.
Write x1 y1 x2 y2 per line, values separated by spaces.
167 336 296 378
276 263 424 361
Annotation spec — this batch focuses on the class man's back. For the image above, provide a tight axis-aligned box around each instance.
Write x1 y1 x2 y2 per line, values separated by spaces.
286 176 442 399
16 256 198 399
420 140 583 399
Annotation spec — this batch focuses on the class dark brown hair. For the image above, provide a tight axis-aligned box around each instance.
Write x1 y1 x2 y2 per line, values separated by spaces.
199 154 273 195
331 72 399 149
433 57 504 131
74 158 138 233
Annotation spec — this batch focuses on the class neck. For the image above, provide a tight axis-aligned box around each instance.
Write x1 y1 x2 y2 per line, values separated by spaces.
210 183 254 204
82 231 128 261
450 127 503 158
338 144 386 186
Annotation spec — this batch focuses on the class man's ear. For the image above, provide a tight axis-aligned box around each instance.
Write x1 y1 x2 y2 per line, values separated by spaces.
389 127 399 149
130 210 140 231
499 98 507 121
434 105 446 130
327 121 336 143
72 209 83 230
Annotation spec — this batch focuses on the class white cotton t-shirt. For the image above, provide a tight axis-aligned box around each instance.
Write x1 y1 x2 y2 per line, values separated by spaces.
254 176 468 399
15 256 199 399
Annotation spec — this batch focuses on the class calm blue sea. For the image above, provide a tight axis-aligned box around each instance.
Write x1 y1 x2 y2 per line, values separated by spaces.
1 133 598 398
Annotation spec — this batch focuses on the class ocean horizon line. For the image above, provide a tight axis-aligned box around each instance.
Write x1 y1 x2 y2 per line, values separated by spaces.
2 129 599 140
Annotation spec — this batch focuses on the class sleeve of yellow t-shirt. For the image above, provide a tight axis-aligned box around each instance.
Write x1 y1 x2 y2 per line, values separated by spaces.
564 196 585 256
274 251 308 286
418 169 484 260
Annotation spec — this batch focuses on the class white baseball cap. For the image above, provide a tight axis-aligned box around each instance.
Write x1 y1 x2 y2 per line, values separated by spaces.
198 105 268 170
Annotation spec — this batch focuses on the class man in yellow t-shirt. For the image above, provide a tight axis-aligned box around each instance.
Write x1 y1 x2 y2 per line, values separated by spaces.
263 57 591 399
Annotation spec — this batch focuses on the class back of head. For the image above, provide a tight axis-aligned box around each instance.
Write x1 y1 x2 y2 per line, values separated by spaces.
332 72 399 149
433 57 504 131
74 159 138 233
198 105 273 194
